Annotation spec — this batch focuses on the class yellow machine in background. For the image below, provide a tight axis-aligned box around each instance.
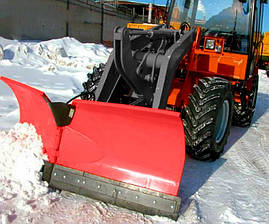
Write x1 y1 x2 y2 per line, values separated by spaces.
127 23 157 30
262 32 269 58
262 32 269 76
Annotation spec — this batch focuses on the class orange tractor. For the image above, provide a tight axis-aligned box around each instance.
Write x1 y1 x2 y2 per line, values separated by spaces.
0 0 267 220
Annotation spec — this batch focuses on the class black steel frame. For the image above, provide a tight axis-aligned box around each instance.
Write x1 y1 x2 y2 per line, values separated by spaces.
95 26 196 109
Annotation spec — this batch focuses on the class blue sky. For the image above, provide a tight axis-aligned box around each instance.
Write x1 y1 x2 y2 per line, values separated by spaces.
263 3 269 32
193 0 269 33
132 0 269 33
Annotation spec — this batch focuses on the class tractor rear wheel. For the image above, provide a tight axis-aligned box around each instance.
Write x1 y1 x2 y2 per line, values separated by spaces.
182 77 233 161
232 75 259 127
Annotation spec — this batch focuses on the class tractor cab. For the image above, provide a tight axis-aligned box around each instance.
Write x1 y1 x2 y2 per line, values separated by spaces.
168 0 265 76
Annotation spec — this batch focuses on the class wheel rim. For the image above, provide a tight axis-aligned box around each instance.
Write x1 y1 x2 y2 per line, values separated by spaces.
216 100 230 143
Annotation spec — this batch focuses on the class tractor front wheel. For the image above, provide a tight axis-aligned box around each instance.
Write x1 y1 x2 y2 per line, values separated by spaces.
182 77 234 161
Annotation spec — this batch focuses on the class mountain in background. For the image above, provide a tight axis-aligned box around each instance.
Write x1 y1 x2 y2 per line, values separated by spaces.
205 7 249 35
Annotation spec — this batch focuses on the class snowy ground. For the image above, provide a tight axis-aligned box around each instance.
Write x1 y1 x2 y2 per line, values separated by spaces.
0 37 269 224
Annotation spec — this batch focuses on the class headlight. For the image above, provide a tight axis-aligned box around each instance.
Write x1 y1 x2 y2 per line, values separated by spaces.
216 45 222 53
205 39 215 50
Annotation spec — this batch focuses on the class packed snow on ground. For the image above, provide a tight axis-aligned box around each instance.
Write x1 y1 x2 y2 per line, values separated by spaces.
0 36 269 224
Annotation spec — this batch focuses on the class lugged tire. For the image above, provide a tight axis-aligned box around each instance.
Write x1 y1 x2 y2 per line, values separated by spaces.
182 77 234 161
232 75 259 127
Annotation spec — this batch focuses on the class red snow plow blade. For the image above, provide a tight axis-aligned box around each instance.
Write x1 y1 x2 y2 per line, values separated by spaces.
1 76 185 220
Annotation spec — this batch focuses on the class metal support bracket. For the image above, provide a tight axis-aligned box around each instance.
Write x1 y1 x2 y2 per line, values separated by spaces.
153 29 196 109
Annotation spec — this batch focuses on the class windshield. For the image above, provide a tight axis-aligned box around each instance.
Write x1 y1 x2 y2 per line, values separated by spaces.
170 0 251 52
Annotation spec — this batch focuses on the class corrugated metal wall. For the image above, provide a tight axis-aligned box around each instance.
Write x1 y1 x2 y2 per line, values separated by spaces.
0 0 140 43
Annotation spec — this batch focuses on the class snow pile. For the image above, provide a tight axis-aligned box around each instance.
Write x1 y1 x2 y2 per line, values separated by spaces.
0 37 111 130
0 124 157 223
0 37 18 48
0 37 111 84
0 45 3 60
0 123 59 223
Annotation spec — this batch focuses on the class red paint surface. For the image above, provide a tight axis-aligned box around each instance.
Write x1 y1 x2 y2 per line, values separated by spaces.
1 76 186 196
0 76 61 162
